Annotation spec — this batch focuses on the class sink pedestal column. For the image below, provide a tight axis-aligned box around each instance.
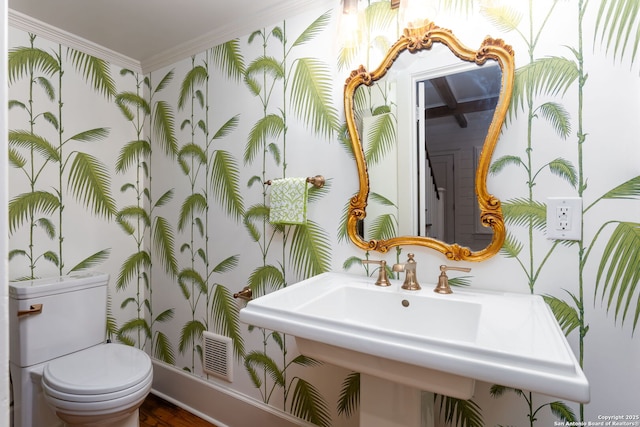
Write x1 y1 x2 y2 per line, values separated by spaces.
360 375 434 427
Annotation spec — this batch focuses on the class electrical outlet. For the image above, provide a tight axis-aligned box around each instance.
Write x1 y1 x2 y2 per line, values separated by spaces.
547 197 582 240
556 206 571 230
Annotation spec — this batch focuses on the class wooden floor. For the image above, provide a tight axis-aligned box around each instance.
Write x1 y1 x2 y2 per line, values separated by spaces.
140 393 218 427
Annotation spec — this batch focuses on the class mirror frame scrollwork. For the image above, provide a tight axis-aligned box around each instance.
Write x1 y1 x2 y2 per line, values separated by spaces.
345 20 515 261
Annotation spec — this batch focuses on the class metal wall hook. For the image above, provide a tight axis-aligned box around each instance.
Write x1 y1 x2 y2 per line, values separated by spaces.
233 286 253 301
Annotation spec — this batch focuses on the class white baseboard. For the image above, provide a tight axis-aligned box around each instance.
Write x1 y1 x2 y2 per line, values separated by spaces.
151 360 313 427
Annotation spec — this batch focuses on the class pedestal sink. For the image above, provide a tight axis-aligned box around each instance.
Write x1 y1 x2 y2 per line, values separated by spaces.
239 272 589 425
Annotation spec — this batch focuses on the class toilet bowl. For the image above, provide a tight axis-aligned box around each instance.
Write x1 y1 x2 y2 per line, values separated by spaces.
41 343 152 426
9 272 153 427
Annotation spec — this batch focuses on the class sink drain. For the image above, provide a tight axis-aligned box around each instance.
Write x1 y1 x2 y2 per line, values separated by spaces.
401 299 410 307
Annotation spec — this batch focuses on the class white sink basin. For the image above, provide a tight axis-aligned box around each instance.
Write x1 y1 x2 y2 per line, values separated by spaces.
239 272 589 402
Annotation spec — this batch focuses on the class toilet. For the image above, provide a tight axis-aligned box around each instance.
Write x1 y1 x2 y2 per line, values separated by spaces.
9 272 153 427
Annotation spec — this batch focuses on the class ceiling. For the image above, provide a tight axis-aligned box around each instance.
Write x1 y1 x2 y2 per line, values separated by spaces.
8 0 336 73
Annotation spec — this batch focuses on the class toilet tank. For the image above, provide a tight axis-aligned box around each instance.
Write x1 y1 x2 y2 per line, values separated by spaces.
9 272 110 367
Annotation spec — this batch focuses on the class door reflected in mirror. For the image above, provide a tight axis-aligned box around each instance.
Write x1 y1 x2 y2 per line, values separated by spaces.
345 21 515 260
415 64 501 250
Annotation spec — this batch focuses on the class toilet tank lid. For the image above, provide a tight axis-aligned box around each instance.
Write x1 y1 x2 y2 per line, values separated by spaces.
9 272 109 299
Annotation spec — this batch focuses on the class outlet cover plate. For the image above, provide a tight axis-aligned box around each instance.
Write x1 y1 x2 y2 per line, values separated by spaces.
547 197 582 240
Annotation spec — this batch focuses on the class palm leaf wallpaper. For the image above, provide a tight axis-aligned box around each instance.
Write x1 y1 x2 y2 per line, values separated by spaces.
6 1 639 426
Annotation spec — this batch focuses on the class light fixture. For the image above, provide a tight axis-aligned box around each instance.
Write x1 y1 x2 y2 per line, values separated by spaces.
340 0 360 47
343 0 358 15
397 0 437 28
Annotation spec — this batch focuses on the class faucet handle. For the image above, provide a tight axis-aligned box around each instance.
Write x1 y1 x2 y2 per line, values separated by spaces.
434 265 471 294
362 259 391 287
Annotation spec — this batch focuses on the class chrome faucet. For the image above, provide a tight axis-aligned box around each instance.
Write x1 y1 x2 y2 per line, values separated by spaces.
392 253 421 290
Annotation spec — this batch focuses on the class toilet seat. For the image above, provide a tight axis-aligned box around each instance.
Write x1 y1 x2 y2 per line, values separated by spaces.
42 343 152 414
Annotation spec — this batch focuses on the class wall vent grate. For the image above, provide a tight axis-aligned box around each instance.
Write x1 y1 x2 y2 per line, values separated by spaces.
202 331 233 382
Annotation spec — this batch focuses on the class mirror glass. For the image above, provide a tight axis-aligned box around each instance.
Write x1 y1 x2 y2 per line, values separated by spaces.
345 21 515 261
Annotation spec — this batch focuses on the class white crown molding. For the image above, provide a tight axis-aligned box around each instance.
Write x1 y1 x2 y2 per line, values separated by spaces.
9 0 337 75
8 9 143 74
140 0 337 73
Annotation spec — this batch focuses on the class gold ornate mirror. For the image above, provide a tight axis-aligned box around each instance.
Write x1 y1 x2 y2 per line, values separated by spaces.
344 20 515 261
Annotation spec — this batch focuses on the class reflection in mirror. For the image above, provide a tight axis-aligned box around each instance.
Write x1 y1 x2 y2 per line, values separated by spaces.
345 21 515 260
414 64 501 250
